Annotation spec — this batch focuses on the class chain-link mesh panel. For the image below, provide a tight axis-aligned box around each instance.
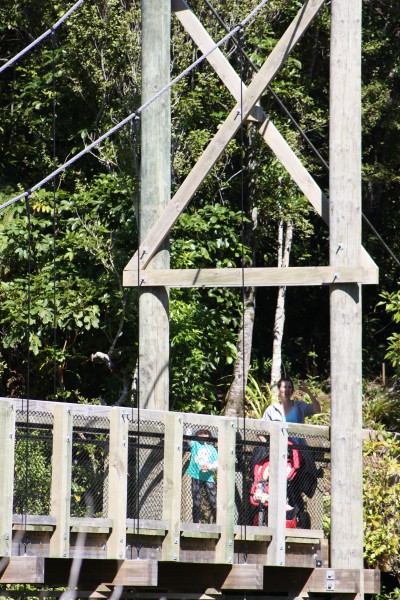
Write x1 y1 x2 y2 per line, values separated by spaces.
182 424 218 524
71 415 110 518
14 411 54 515
286 427 330 531
127 419 164 521
235 428 270 526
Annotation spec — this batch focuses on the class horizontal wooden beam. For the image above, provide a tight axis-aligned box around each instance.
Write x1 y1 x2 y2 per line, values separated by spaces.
0 557 44 584
44 558 158 587
123 266 377 287
0 557 379 595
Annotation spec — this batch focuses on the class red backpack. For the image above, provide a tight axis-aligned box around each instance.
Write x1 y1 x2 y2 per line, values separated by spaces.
250 439 302 528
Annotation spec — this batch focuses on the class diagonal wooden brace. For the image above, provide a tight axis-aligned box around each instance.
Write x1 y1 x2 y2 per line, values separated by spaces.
125 0 327 273
170 0 377 276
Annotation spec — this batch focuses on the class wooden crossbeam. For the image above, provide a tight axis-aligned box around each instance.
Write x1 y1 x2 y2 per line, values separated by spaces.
124 266 378 288
125 0 326 275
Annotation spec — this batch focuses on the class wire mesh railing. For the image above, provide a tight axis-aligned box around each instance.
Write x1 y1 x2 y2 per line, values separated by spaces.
71 414 110 518
127 418 165 521
11 404 330 539
14 410 54 516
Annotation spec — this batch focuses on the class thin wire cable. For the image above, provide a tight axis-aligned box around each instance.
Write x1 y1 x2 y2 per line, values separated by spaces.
23 194 32 554
0 0 269 212
134 115 141 549
238 27 248 564
204 0 400 268
0 0 85 76
52 29 58 400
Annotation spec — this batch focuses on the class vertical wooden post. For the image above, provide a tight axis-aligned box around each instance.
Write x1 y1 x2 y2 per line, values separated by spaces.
329 0 364 589
215 418 236 564
106 408 129 559
139 0 171 411
0 401 15 556
49 404 73 558
266 423 288 566
162 413 183 561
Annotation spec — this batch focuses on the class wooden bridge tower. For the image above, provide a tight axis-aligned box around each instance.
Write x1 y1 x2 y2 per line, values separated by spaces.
123 0 378 597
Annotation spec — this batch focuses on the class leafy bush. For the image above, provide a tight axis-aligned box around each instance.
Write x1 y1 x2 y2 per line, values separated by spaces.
363 431 400 579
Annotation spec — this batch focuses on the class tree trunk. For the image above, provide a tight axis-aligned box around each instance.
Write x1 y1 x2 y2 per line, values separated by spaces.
224 122 258 417
224 286 256 417
270 219 293 397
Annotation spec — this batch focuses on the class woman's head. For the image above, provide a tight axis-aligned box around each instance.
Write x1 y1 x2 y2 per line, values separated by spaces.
277 377 294 401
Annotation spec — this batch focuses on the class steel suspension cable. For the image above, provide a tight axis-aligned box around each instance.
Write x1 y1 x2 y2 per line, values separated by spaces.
0 0 85 76
0 0 270 212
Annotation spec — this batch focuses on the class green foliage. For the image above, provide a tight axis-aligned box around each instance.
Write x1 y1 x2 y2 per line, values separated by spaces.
378 289 400 375
363 432 400 577
14 428 52 515
245 373 273 419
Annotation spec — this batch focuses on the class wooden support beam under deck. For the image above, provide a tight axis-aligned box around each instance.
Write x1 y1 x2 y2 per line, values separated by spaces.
123 266 377 288
0 557 381 595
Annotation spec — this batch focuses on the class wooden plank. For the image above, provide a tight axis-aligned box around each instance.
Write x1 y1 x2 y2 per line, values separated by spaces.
70 517 112 530
106 409 129 559
126 518 168 533
0 401 15 557
266 423 288 566
215 418 236 564
285 528 324 540
329 0 364 581
104 560 158 586
220 563 264 590
0 556 44 583
125 0 326 274
180 522 221 535
124 266 376 288
49 404 73 558
13 514 56 526
43 558 157 587
162 413 183 561
6 399 332 440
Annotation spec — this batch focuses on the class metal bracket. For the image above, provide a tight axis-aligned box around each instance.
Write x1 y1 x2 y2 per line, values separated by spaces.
326 570 335 591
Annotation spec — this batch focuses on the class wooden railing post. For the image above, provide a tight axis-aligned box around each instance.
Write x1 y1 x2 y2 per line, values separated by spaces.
106 408 129 559
215 417 236 564
266 422 288 566
162 412 183 561
0 400 15 557
49 404 73 558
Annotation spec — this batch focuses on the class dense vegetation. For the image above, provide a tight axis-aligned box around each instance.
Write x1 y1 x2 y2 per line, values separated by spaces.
0 0 399 587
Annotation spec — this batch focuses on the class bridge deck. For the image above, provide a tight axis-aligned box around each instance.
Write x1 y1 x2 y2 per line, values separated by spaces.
0 398 379 596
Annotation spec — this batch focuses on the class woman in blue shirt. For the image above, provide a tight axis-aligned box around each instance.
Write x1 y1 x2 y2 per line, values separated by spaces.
263 377 321 424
